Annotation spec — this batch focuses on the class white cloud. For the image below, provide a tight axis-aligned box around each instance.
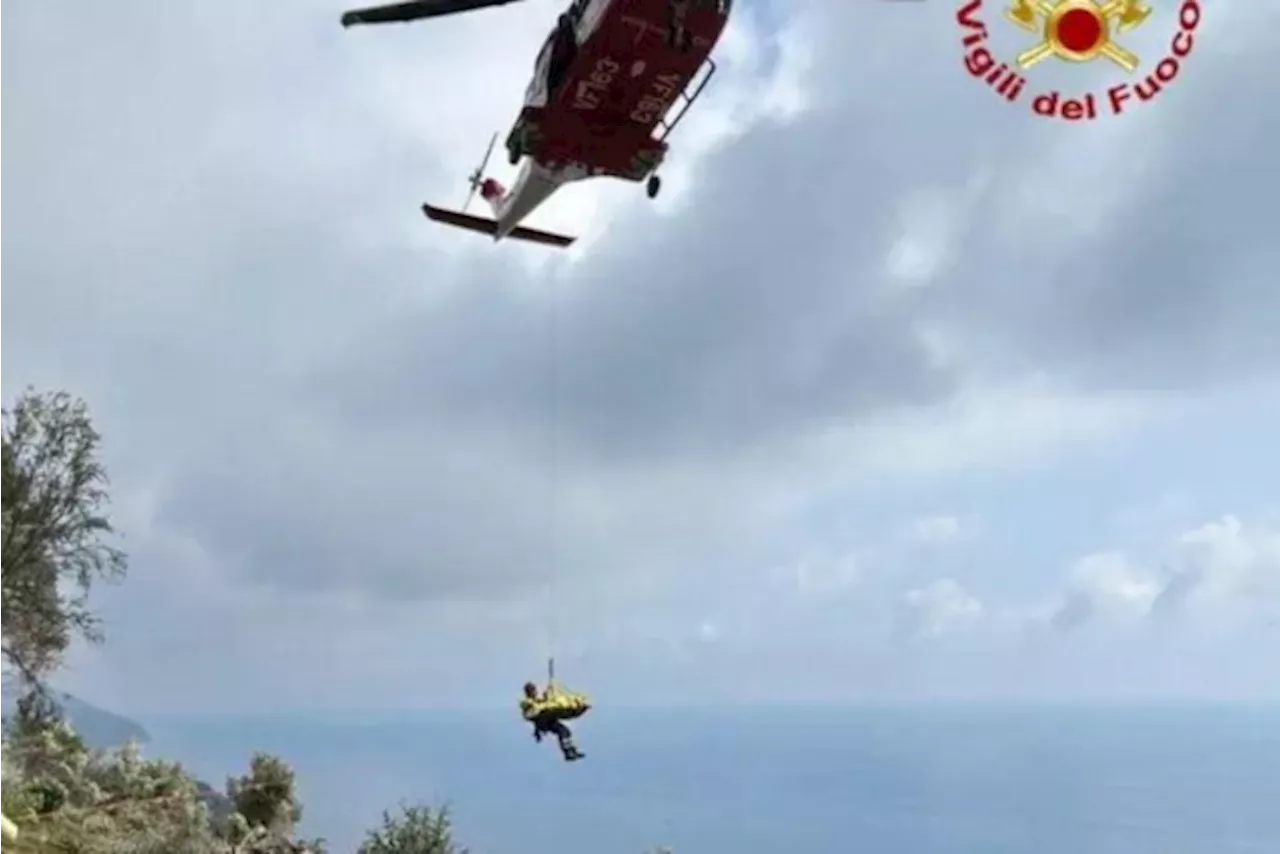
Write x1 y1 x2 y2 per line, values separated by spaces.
1156 514 1280 626
795 382 1167 485
882 186 968 289
901 579 984 639
1050 551 1161 631
789 550 862 597
908 514 967 545
1039 514 1280 633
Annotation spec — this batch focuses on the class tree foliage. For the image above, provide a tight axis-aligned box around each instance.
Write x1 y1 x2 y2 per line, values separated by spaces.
2 713 219 854
227 753 305 838
357 804 466 854
1 714 325 854
2 388 126 682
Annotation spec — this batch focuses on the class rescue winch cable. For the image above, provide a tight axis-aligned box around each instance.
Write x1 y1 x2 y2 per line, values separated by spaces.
545 270 562 677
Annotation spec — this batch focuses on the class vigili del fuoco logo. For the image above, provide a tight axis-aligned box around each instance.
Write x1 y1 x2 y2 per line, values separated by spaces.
956 0 1203 120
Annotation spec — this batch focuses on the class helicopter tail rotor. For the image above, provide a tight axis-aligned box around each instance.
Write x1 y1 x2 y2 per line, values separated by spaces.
462 131 499 212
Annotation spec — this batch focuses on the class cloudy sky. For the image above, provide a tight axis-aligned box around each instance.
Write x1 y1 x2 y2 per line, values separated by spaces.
4 0 1279 714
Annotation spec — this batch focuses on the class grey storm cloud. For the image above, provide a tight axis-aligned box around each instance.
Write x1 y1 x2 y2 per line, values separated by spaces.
1148 566 1199 620
4 0 1279 616
1049 590 1095 631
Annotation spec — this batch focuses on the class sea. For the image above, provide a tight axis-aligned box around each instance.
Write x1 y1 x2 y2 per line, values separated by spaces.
143 705 1280 854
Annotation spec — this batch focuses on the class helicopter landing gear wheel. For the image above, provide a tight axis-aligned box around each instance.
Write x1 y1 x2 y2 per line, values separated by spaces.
508 143 520 165
646 174 662 199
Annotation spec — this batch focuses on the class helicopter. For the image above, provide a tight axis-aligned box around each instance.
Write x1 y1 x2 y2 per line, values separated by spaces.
342 0 732 247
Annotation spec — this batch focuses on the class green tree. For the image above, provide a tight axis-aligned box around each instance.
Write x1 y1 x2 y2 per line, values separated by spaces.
223 753 328 853
3 701 94 819
1 715 219 854
227 753 304 836
2 388 126 683
358 804 466 854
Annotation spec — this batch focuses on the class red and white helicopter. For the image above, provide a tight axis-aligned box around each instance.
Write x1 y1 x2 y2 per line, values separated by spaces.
342 0 732 248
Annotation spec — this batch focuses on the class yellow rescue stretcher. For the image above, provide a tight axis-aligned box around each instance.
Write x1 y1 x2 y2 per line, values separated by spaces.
532 683 591 720
524 658 591 721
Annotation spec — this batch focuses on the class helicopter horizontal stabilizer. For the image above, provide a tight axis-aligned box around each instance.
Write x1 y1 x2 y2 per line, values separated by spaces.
341 0 525 27
422 205 576 248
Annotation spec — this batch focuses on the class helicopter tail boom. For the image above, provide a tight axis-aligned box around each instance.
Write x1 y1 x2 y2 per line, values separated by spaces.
422 205 576 248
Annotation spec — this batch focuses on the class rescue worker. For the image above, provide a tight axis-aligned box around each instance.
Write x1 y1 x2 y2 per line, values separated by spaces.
521 681 585 761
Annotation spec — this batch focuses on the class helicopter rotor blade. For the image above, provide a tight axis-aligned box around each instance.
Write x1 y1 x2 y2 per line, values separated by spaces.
477 132 498 178
342 0 527 28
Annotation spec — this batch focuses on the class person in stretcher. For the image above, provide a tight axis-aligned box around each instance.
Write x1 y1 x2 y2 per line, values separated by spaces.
520 679 589 762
